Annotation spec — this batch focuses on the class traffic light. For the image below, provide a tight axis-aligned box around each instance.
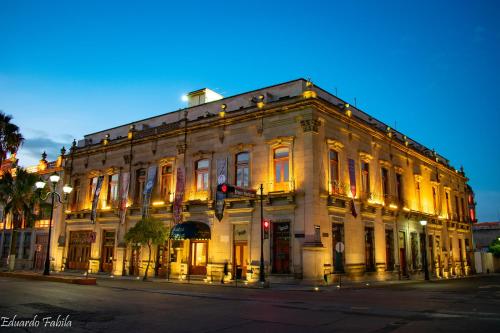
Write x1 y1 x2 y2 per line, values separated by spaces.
263 219 270 239
217 183 235 194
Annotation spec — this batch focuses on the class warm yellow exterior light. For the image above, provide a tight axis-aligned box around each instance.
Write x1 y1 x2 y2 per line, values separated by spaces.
152 201 165 206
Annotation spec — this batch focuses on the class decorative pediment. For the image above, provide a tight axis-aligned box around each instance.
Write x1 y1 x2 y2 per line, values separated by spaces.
359 151 373 162
229 143 254 154
379 159 392 168
158 156 176 165
326 138 344 151
266 136 294 147
393 165 404 174
105 166 120 175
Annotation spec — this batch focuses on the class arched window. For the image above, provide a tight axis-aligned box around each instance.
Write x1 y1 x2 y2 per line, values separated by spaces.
274 147 289 191
235 152 250 188
196 159 210 192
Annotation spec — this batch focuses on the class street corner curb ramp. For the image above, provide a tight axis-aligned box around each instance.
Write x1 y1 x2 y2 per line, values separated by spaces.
0 271 97 285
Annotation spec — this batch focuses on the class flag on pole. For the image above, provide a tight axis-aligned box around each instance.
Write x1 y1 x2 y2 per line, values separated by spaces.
173 167 185 224
348 159 357 218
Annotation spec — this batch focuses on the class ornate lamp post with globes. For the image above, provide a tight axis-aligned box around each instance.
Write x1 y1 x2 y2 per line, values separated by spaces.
35 173 72 276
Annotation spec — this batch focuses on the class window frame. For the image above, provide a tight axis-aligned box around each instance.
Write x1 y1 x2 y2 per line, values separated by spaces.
195 159 210 192
235 152 250 188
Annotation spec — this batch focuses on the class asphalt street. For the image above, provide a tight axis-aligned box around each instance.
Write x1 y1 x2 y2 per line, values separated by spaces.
0 275 499 332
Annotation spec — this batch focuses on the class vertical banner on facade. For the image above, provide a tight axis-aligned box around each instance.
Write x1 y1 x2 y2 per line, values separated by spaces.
91 175 104 224
215 158 228 222
119 172 130 225
348 159 357 218
142 165 157 218
173 167 185 224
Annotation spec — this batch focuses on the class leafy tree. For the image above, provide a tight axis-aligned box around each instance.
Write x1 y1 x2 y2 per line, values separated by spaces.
124 217 169 281
0 167 40 256
489 238 500 258
0 111 24 167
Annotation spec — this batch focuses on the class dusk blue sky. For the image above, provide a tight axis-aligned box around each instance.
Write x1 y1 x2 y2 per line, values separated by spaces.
1 0 499 221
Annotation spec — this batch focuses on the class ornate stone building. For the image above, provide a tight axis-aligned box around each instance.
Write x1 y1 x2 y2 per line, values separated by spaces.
57 79 476 282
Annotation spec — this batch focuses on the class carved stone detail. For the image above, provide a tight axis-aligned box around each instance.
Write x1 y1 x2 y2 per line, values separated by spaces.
300 119 321 133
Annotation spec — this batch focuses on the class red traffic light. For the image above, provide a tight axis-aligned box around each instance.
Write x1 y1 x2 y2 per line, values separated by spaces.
221 184 228 193
263 219 269 228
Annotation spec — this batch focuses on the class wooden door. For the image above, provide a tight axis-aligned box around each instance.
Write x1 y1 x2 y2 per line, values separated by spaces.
33 234 48 270
129 246 141 276
189 241 207 275
399 231 407 276
67 231 91 271
272 222 290 274
100 230 115 273
233 242 248 279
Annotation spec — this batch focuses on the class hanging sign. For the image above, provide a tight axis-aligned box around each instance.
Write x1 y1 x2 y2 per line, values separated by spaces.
142 165 157 217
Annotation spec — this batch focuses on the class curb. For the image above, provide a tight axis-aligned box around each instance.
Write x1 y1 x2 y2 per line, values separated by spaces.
0 271 97 285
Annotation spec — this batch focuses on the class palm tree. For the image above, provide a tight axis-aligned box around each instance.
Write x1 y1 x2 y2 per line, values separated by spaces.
0 111 24 167
0 168 40 266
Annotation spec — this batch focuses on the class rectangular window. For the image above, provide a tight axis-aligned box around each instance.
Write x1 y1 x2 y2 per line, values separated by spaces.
196 159 210 192
460 197 466 221
396 173 404 204
160 164 173 201
235 152 250 188
432 187 438 214
274 147 289 191
446 192 451 218
88 177 98 205
71 178 81 211
416 181 421 210
381 167 389 199
23 232 31 259
361 162 370 197
329 150 340 193
106 174 119 207
134 169 146 205
454 195 459 221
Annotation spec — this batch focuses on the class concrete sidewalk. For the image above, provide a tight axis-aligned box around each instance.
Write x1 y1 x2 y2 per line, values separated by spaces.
0 270 97 285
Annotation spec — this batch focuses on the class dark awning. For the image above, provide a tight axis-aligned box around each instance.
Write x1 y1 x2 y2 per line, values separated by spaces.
170 221 211 240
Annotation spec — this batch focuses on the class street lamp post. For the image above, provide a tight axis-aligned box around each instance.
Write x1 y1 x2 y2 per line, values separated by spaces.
35 174 72 276
259 184 265 285
419 220 430 281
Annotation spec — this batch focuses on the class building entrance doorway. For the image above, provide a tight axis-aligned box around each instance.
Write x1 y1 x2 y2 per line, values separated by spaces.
100 230 115 273
399 231 407 276
33 234 48 270
233 242 248 279
189 241 207 275
67 231 91 271
272 222 290 274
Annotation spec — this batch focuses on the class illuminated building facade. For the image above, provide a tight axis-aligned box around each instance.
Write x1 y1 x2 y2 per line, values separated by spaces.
58 79 476 281
0 152 66 271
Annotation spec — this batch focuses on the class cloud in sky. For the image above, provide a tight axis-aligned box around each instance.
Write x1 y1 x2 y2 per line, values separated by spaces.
17 136 71 167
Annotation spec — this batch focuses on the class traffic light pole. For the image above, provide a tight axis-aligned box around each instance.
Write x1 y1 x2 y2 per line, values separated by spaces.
259 184 265 284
